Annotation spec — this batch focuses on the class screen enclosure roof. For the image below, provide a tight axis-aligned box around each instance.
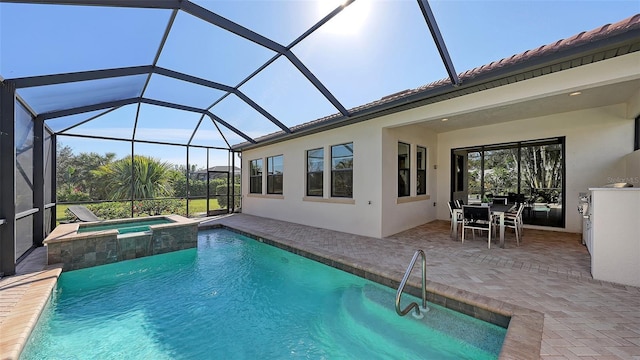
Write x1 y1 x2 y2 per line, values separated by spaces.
1 0 638 151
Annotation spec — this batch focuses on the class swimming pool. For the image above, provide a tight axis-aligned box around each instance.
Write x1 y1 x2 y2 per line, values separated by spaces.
22 229 506 359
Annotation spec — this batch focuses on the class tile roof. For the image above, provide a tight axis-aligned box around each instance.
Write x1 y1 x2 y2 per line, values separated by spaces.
237 14 640 148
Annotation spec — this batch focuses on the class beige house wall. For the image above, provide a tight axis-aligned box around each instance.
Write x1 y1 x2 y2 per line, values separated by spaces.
380 125 438 237
241 52 639 238
242 121 384 238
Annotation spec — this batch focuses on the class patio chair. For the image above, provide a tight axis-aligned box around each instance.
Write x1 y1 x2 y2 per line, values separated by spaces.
66 205 101 222
461 205 493 248
447 201 463 235
494 203 524 246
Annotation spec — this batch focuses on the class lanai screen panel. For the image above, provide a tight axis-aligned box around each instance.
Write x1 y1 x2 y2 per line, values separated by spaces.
15 103 34 214
17 75 147 114
144 74 227 110
292 1 448 110
238 56 338 128
134 104 202 145
157 11 276 87
192 0 331 45
2 0 638 147
190 116 230 149
60 105 138 140
45 109 121 134
0 3 170 77
211 93 282 141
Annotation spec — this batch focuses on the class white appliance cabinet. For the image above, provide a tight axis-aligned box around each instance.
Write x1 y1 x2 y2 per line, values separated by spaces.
589 187 640 287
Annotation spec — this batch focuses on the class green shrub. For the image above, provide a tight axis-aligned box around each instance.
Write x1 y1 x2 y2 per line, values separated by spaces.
133 199 186 216
173 177 208 197
216 184 241 209
85 202 130 220
57 188 91 202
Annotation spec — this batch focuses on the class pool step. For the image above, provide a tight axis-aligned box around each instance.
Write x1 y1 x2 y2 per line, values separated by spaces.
320 286 415 359
333 285 504 359
359 284 506 354
339 285 450 359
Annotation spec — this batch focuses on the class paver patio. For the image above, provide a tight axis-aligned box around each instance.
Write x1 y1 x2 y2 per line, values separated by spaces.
2 214 639 359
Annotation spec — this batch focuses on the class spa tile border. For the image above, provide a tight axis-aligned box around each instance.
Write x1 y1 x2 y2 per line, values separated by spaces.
200 223 543 360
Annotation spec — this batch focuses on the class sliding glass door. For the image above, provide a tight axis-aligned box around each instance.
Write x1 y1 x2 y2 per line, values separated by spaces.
519 140 564 226
451 137 565 228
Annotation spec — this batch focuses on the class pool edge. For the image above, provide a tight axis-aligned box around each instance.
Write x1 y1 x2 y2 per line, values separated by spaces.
203 223 544 360
0 264 62 360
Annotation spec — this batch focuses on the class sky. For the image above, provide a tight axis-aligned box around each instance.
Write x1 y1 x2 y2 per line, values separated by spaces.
1 0 638 169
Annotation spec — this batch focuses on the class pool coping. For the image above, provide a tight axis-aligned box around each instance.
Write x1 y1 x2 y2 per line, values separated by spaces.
43 214 197 244
202 223 544 360
0 264 62 360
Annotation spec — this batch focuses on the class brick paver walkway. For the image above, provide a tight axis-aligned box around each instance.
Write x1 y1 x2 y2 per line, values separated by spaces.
2 214 639 359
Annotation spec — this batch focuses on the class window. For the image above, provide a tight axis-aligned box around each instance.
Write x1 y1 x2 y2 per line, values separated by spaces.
267 155 283 194
307 148 323 196
249 159 262 194
398 142 410 197
417 146 427 195
452 137 565 228
331 143 353 198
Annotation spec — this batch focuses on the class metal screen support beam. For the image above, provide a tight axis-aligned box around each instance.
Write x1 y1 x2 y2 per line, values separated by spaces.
234 92 291 133
285 52 349 116
33 117 45 247
186 146 190 217
205 113 256 144
9 65 153 88
50 133 57 234
0 0 180 9
417 0 461 86
0 82 17 276
38 98 140 120
180 1 287 54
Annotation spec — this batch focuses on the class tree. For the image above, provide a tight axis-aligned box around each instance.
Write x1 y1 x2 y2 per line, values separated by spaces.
92 155 174 200
56 144 116 201
520 144 562 202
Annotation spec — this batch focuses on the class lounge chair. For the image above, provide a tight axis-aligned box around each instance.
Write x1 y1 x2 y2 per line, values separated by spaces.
66 205 101 222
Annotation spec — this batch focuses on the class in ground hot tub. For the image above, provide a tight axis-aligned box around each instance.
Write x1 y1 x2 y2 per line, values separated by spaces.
44 214 198 271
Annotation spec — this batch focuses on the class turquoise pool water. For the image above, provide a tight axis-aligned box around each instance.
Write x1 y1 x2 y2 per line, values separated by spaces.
21 229 505 359
77 218 173 234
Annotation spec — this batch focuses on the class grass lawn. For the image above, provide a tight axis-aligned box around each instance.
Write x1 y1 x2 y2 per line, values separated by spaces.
56 198 217 224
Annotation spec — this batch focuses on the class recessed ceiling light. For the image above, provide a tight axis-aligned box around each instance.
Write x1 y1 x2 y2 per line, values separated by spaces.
569 91 582 96
441 118 449 122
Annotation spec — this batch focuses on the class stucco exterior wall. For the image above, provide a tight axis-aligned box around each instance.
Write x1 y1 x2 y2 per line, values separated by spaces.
241 121 383 238
627 87 640 118
436 104 634 233
380 125 438 237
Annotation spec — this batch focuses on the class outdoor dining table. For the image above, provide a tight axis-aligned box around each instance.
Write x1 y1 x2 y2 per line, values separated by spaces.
451 204 513 248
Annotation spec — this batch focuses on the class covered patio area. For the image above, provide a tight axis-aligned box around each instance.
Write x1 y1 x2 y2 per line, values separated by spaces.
2 214 639 359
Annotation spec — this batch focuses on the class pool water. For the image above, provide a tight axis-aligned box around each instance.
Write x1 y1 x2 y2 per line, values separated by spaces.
77 218 174 234
21 229 506 359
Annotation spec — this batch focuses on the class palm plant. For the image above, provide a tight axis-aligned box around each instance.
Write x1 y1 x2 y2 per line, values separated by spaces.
92 155 174 200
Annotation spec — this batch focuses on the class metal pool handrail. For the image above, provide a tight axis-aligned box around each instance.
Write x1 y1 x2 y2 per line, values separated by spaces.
395 249 428 319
